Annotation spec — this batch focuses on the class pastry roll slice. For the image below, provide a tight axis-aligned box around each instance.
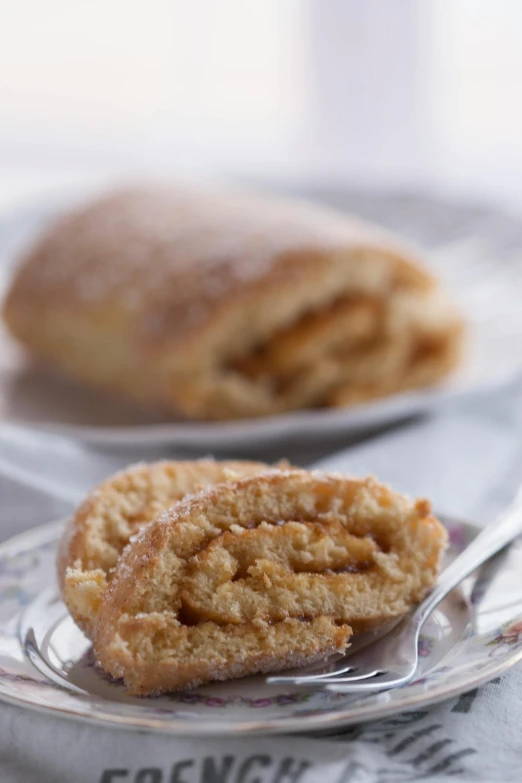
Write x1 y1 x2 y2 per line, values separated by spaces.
58 459 273 638
94 470 447 694
2 185 463 420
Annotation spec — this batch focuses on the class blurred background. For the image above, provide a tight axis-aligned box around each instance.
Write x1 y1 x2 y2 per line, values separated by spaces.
1 0 522 210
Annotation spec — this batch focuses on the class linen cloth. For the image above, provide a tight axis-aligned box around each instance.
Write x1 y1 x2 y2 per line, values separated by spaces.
1 380 522 782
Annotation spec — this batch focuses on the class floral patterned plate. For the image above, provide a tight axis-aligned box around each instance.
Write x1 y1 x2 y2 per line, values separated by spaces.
0 517 521 735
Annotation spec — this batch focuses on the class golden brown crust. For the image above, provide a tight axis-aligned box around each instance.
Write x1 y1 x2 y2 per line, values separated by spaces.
59 459 273 637
3 185 464 419
94 470 447 694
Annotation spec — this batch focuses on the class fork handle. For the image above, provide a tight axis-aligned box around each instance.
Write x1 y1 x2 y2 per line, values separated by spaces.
413 486 522 629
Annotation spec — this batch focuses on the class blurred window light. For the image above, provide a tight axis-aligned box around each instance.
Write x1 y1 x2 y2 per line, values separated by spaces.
0 0 305 168
0 0 521 202
423 0 522 198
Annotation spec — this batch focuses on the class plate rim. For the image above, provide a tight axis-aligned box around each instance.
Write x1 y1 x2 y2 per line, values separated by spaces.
4 368 517 448
1 518 522 736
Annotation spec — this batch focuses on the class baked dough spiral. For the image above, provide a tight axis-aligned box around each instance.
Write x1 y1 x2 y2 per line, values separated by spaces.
94 470 446 694
58 459 273 638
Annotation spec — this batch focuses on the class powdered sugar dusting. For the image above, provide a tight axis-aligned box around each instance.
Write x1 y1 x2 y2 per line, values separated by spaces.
15 184 407 341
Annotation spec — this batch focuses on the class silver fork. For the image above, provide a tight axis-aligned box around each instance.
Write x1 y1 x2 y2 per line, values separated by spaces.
267 486 522 692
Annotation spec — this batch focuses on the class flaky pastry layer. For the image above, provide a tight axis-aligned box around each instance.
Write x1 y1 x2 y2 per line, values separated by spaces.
58 458 273 637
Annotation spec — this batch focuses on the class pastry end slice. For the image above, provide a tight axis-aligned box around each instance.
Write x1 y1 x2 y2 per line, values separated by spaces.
93 469 447 694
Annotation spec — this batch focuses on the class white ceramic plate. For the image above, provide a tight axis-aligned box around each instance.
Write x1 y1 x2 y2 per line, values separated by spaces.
1 516 521 735
1 190 522 448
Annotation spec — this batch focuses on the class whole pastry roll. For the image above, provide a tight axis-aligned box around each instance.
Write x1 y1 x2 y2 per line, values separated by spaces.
93 470 447 694
2 185 464 420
